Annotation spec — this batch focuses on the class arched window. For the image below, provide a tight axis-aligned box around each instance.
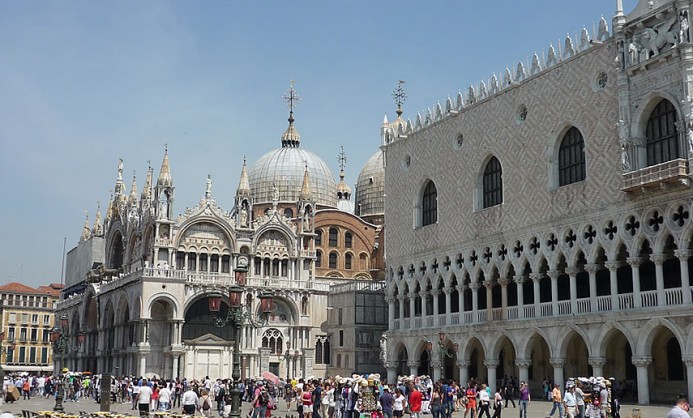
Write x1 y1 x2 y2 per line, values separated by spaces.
261 328 283 355
329 227 339 247
315 250 322 268
301 296 309 315
482 157 503 208
315 335 331 365
345 253 352 270
315 230 322 246
646 99 679 166
558 127 586 186
422 181 437 226
283 208 294 218
345 231 353 248
329 252 338 269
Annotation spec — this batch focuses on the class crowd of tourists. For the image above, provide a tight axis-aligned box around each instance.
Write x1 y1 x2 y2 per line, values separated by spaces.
0 372 626 418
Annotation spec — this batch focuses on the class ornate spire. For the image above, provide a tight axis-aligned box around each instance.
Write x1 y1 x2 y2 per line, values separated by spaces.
336 146 351 200
281 81 302 148
236 156 250 197
157 144 172 187
392 80 407 118
129 171 138 205
93 202 103 236
80 211 91 242
300 162 312 200
142 161 153 201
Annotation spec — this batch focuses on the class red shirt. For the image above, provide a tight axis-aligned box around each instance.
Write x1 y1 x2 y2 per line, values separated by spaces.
409 390 422 413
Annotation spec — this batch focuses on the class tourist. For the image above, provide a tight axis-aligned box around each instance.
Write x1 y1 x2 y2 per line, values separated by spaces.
518 382 530 418
666 397 690 418
182 384 199 416
548 384 563 418
492 387 503 418
574 383 585 418
464 382 478 418
136 379 153 418
380 385 395 418
430 383 444 418
302 382 314 418
564 386 577 418
312 380 322 418
478 383 491 418
408 382 422 418
158 382 171 411
393 387 407 418
198 389 213 417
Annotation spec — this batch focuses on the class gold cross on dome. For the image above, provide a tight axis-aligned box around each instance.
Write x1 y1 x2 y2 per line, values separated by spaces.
282 80 301 112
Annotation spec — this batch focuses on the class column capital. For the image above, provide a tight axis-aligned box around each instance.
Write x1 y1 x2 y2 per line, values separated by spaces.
483 280 495 290
626 256 642 267
515 358 532 368
549 357 566 368
584 263 600 274
419 290 429 298
588 357 608 368
443 286 454 295
407 292 417 299
407 361 420 368
397 295 407 302
430 289 441 297
498 278 510 287
674 249 693 260
385 297 397 304
513 275 527 284
547 270 561 280
469 282 481 291
484 359 499 368
649 253 665 265
604 260 621 270
529 272 543 282
631 356 653 367
457 360 470 368
565 267 580 276
455 284 466 292
683 357 693 366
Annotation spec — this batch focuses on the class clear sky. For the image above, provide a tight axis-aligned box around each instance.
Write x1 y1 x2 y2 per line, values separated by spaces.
0 0 639 287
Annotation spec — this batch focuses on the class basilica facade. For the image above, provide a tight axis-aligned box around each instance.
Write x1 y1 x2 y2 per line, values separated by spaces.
56 92 385 380
382 0 693 405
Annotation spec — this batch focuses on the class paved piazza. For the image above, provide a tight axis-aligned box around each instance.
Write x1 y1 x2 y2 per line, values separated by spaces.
0 397 675 418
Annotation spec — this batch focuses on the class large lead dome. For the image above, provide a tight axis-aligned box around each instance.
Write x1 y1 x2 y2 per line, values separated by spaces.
355 149 384 217
248 147 337 207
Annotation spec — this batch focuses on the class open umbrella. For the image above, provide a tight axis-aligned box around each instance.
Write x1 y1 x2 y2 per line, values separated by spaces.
261 371 280 385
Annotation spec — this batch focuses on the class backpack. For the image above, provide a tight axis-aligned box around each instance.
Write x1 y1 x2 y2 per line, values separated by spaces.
260 391 270 406
203 396 211 410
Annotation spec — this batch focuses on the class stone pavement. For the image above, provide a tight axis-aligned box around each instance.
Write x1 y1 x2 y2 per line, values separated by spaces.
0 397 677 418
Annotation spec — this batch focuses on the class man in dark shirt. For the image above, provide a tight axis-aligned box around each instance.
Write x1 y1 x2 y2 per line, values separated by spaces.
380 386 394 418
312 380 323 418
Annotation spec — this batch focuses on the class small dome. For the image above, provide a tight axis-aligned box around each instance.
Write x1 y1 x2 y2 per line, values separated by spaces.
355 150 384 217
248 148 337 207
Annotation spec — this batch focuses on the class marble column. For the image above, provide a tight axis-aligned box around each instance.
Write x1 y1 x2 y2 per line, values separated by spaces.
584 264 599 312
456 284 466 321
484 281 494 321
408 292 417 321
387 297 396 329
485 359 499 393
547 270 560 315
431 290 441 326
458 360 470 386
514 276 525 319
632 356 652 404
566 267 578 313
408 361 420 376
173 354 180 379
444 286 453 324
605 261 620 310
651 254 666 306
530 273 542 317
550 357 566 389
420 290 428 318
675 250 692 304
684 357 693 404
588 357 607 378
398 296 406 324
387 365 398 385
515 358 531 384
470 283 480 322
627 257 642 308
499 278 509 319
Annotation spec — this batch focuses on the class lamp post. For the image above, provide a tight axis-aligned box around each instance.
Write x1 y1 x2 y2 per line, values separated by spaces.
51 313 84 411
427 331 458 380
207 264 274 418
284 342 292 379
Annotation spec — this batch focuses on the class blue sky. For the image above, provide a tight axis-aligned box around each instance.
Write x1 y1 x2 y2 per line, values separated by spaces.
0 0 638 287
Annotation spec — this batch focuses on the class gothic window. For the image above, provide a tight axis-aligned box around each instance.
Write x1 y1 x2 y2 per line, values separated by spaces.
315 335 331 365
345 231 353 248
261 328 284 355
558 127 586 186
646 99 679 166
329 227 339 247
482 157 503 208
301 296 309 315
315 250 322 268
315 230 322 246
345 253 352 270
329 252 338 269
422 181 437 226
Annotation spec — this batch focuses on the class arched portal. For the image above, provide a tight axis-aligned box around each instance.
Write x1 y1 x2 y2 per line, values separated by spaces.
183 297 234 341
564 332 590 378
148 298 175 376
526 333 551 395
650 326 684 402
603 328 636 400
396 345 408 376
418 349 431 376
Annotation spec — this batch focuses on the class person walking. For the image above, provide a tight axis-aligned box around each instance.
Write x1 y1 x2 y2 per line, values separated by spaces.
464 383 478 418
430 383 444 418
136 379 153 418
408 383 422 418
478 384 491 418
665 397 690 418
548 384 564 418
182 385 199 416
492 388 503 418
503 385 516 408
380 385 395 418
518 382 530 418
393 387 407 418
